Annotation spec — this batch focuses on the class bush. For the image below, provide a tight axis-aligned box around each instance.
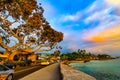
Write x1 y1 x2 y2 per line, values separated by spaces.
13 61 26 67
23 60 32 66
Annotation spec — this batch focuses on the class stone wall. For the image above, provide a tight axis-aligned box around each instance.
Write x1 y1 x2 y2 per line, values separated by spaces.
60 63 96 80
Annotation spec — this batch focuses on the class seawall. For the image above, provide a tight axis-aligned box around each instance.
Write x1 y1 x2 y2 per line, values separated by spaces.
60 63 96 80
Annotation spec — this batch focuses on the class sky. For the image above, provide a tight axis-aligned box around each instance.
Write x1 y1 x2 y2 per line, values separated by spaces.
0 0 119 56
37 0 120 56
0 0 120 56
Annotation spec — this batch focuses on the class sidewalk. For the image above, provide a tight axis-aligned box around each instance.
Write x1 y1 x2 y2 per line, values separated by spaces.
20 63 62 80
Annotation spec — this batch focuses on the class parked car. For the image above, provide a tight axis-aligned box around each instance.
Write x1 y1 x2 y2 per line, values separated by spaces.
41 61 50 65
0 64 14 80
4 62 16 69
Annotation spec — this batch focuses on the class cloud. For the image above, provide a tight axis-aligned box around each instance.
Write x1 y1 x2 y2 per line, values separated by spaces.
106 0 120 6
82 25 120 55
84 7 113 23
61 0 120 54
82 0 120 42
78 0 120 55
39 0 120 55
91 26 120 42
105 0 120 15
84 0 116 24
86 0 105 13
60 11 81 22
86 40 120 55
83 18 120 43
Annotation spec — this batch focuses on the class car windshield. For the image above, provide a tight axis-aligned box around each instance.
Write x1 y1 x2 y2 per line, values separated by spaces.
0 64 9 71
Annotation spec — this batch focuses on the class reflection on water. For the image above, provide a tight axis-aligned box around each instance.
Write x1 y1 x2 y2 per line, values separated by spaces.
69 58 120 80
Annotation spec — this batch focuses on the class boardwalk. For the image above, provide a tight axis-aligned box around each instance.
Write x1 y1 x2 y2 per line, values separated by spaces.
20 63 62 80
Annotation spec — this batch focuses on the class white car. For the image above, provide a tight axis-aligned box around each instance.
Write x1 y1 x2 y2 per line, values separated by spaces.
0 64 14 80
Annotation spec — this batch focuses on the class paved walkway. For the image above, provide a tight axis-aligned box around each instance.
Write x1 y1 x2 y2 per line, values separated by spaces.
20 63 62 80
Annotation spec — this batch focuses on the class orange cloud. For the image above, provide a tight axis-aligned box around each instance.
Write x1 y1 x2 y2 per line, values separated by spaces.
85 26 120 54
92 36 105 42
82 25 120 47
91 26 120 42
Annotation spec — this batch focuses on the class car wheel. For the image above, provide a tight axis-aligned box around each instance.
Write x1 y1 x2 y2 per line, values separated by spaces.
6 74 13 80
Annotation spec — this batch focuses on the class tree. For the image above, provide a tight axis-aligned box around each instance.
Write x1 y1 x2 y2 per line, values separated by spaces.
53 50 60 57
0 0 63 60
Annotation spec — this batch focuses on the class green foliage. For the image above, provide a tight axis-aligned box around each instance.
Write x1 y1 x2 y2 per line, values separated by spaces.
97 54 110 59
13 60 32 66
13 61 26 66
61 49 114 61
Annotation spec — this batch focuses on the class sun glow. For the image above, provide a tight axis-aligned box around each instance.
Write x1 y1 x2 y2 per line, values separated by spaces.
106 0 120 5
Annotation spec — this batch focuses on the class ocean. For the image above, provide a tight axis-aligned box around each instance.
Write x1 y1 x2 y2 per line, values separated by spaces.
69 58 120 80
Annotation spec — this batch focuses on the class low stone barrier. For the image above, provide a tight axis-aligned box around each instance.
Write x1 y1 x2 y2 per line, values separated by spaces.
60 63 96 80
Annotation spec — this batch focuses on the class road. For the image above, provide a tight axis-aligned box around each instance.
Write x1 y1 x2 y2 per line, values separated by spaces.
14 65 46 80
20 63 63 80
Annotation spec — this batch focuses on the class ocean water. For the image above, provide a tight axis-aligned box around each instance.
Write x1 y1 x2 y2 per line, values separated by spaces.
69 58 120 80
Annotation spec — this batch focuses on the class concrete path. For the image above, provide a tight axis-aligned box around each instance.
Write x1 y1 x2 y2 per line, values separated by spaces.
20 63 62 80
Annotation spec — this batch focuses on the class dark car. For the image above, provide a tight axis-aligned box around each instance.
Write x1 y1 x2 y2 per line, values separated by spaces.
4 62 16 69
0 64 14 80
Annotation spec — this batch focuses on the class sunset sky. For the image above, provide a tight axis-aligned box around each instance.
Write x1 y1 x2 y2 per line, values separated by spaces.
38 0 120 56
